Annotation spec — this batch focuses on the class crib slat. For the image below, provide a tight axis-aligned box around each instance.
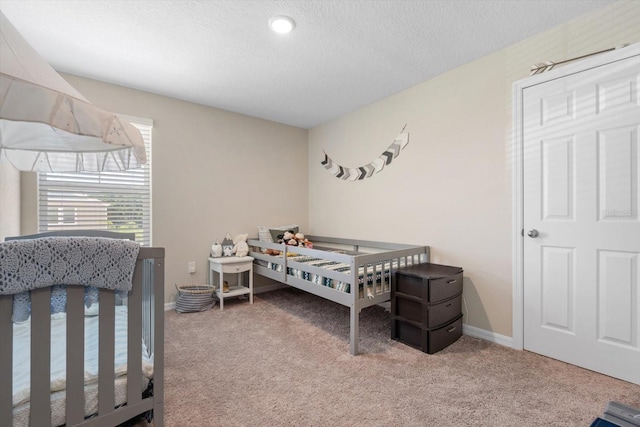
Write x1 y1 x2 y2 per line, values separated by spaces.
98 289 116 416
66 286 85 425
30 287 51 426
0 295 13 427
153 257 166 425
127 262 143 406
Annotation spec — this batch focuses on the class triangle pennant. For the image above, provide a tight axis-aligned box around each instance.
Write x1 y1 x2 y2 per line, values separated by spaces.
364 164 375 178
382 151 393 165
358 167 367 180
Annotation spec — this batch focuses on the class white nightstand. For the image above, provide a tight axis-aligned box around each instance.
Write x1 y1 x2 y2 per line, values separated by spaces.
208 256 254 310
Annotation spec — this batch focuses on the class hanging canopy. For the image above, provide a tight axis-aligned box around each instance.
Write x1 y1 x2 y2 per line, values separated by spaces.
0 11 146 172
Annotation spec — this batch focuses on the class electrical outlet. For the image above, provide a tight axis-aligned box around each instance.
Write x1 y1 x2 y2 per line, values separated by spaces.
188 261 196 274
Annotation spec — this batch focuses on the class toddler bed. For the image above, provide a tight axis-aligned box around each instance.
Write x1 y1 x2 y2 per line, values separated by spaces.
0 230 165 427
249 235 429 355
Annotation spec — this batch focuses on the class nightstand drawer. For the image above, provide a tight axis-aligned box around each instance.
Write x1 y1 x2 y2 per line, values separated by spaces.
220 263 251 274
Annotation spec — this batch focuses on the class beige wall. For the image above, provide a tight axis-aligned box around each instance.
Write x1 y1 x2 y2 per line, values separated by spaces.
20 74 309 303
10 1 640 333
308 1 640 337
0 162 20 241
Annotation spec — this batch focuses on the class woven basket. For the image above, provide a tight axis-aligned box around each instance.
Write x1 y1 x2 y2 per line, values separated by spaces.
175 284 215 313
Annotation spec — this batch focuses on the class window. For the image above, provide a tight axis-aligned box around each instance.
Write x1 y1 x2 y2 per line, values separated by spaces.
38 116 153 245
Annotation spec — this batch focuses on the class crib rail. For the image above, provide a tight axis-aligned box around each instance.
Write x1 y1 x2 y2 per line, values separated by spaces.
0 294 13 426
0 246 164 427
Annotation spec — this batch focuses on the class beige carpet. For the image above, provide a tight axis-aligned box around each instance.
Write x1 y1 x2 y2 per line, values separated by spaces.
163 288 639 426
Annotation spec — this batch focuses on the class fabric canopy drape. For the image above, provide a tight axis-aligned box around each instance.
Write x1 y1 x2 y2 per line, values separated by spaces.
0 11 146 172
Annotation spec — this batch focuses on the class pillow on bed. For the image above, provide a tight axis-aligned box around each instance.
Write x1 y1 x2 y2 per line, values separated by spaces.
258 224 299 243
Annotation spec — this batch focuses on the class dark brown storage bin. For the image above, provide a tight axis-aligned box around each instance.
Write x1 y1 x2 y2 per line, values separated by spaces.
392 314 463 354
393 293 462 329
391 263 463 354
393 263 463 303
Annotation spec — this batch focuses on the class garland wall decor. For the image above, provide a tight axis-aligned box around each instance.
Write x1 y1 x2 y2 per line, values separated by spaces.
321 126 409 181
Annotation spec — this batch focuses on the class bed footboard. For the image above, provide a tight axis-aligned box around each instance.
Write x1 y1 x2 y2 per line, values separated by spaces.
0 246 165 427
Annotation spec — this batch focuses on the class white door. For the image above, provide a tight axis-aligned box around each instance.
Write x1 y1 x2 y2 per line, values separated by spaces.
523 51 640 384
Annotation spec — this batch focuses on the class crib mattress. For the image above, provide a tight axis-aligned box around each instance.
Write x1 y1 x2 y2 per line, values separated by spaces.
12 375 150 427
12 305 154 425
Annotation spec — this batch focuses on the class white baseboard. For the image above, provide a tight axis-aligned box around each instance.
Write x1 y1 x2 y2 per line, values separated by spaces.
463 324 513 348
164 302 175 311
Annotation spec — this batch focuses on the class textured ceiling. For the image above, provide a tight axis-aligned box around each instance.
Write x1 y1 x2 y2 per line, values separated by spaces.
0 0 613 129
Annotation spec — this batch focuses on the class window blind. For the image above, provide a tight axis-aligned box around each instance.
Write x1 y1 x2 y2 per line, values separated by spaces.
38 116 153 245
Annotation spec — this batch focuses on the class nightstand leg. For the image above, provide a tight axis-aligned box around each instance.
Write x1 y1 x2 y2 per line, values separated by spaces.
219 271 224 310
249 267 253 304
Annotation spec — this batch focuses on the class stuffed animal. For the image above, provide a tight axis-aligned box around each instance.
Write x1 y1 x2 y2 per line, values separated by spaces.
286 232 312 248
282 231 295 242
266 230 313 254
232 233 249 257
294 232 311 247
211 240 222 257
278 230 297 246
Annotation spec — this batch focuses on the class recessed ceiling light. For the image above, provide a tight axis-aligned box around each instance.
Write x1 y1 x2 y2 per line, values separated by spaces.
269 15 295 34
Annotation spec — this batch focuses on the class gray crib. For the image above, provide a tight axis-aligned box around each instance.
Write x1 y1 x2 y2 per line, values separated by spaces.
0 230 165 427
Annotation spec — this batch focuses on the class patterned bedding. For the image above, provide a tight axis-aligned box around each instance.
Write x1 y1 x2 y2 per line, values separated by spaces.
267 255 393 293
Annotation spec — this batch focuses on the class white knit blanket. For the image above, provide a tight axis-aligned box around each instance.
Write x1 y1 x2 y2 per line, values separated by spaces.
0 237 139 295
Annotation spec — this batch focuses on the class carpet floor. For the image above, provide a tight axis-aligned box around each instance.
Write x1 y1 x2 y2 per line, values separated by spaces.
162 288 640 426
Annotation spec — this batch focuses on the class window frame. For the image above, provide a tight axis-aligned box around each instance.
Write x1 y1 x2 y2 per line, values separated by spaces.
37 115 153 245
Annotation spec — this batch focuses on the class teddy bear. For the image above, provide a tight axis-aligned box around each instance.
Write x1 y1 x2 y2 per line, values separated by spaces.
232 233 249 257
293 232 313 248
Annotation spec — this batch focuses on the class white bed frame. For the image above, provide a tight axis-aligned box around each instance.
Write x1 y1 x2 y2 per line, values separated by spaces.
0 230 165 427
249 235 429 355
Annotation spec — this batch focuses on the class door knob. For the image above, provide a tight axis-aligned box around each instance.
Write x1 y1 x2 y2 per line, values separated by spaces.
527 229 539 238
